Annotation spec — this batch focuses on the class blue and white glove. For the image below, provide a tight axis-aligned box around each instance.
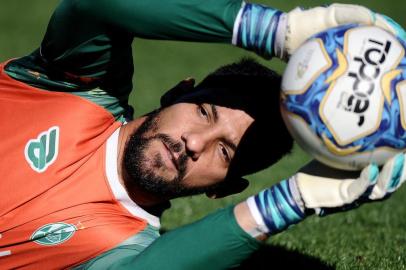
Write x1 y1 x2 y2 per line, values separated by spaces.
233 3 406 60
246 153 406 236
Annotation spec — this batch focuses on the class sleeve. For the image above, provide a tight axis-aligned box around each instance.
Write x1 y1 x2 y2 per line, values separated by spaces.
99 207 261 270
6 0 244 108
72 225 160 270
74 0 243 43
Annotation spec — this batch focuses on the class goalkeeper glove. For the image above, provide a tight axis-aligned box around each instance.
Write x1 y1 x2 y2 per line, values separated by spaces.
233 3 405 60
246 153 406 236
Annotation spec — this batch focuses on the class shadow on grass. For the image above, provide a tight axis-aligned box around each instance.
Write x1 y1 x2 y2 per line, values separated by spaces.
233 245 334 270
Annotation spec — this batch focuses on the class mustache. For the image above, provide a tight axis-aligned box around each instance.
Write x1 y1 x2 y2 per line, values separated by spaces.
153 133 188 180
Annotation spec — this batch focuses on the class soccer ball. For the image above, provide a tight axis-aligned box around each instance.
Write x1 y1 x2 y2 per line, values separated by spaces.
281 24 406 170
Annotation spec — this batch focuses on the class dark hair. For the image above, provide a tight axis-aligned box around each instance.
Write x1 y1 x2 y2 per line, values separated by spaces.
161 58 293 178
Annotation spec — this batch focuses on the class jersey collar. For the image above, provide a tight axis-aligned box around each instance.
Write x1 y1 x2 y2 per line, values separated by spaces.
105 128 161 228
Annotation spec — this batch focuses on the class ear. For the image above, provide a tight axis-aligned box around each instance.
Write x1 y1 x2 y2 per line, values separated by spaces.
205 178 249 199
160 77 195 107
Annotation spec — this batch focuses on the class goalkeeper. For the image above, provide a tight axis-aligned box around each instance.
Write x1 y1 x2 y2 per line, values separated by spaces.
1 0 405 269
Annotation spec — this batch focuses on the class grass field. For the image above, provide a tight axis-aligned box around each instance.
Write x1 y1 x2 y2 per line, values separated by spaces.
1 1 406 269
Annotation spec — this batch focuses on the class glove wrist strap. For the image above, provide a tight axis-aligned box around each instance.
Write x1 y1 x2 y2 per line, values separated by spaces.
246 179 306 236
232 3 284 59
274 13 287 59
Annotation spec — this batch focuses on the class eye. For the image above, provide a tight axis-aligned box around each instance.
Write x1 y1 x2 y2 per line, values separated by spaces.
197 104 209 121
219 144 231 163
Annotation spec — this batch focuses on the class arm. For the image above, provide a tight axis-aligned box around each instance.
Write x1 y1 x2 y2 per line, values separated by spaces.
70 0 241 42
6 1 403 119
34 0 244 79
5 0 245 120
19 1 402 85
240 153 406 239
81 154 405 270
83 206 260 270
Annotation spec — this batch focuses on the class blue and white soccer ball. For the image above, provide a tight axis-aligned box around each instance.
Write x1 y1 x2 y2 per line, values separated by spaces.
281 24 406 170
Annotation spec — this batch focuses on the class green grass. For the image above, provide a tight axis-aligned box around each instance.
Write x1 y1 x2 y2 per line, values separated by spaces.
1 1 406 269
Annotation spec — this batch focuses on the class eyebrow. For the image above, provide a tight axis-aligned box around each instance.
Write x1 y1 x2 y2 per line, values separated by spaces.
210 104 237 152
210 104 219 123
224 139 237 152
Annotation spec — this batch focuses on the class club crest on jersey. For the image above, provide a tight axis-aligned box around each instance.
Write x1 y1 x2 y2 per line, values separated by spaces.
25 126 60 173
31 222 76 246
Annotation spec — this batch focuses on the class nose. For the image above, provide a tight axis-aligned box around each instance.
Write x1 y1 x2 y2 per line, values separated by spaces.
181 130 214 161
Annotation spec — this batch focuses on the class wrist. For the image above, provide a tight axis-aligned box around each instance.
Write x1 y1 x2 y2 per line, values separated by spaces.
234 202 268 240
246 178 306 236
232 2 285 59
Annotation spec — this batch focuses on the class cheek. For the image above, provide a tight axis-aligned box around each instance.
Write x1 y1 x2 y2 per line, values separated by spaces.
183 158 228 187
153 113 191 137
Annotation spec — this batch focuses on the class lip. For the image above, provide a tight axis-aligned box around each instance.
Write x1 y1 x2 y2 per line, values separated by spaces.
162 141 179 172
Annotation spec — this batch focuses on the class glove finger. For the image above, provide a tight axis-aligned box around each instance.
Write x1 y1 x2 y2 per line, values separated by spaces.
346 163 379 201
375 14 406 40
329 4 375 26
318 164 378 216
398 153 406 187
385 153 406 192
369 153 405 200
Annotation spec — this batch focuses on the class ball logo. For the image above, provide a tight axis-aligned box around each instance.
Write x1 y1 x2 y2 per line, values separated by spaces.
344 39 392 126
296 49 315 79
320 27 404 145
282 39 332 94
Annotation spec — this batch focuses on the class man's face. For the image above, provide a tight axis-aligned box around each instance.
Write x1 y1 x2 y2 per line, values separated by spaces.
123 102 254 198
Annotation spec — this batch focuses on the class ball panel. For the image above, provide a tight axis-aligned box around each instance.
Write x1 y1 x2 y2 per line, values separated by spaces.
282 108 374 170
396 81 406 130
281 39 332 95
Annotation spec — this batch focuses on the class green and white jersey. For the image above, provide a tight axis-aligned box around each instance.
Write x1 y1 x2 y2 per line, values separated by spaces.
3 1 267 268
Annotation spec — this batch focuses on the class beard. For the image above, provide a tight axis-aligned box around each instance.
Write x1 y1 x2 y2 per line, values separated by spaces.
123 110 222 199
